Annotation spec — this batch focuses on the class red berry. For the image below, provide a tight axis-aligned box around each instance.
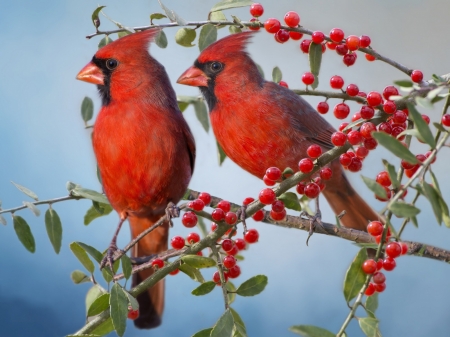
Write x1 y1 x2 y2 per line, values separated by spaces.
347 157 363 172
411 70 423 83
190 199 205 211
359 35 371 48
307 144 322 158
186 232 200 244
252 210 264 221
367 221 383 236
223 255 236 269
320 167 333 180
264 18 281 33
169 268 179 275
284 11 300 27
362 259 377 274
289 31 303 40
128 308 139 320
355 146 369 159
366 91 382 107
304 183 320 198
377 259 384 271
400 242 408 255
244 228 259 243
442 114 450 127
372 271 386 284
266 167 282 181
347 130 362 145
360 122 376 139
263 175 276 186
364 138 378 150
378 122 392 134
182 211 198 228
151 258 164 269
351 112 361 123
335 44 348 55
226 245 239 256
374 282 386 293
327 42 338 50
210 222 218 232
392 111 407 124
212 271 222 284
375 186 392 201
383 86 399 100
171 236 185 250
300 39 311 53
271 200 285 213
222 239 235 252
339 122 349 132
376 171 391 187
404 166 419 178
422 114 430 125
383 101 397 114
217 200 231 213
242 197 254 206
248 18 260 31
330 75 344 89
343 53 357 66
198 192 211 206
250 3 264 17
235 238 247 250
279 80 289 88
346 35 360 51
365 53 376 61
359 106 374 120
302 72 315 85
270 208 286 221
346 84 359 96
334 102 350 119
329 28 344 43
385 242 402 258
299 158 314 173
331 131 347 146
383 257 396 271
311 31 325 44
296 182 306 194
274 29 290 43
259 188 276 205
317 101 329 114
365 283 376 296
339 153 352 167
227 265 241 278
416 154 426 163
212 208 225 222
225 212 237 225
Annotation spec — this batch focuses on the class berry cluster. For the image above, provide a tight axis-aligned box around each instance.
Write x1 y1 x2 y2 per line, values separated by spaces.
362 221 408 296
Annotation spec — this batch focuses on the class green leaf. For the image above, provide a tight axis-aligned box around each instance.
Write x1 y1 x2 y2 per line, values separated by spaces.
433 122 447 132
88 293 110 317
76 242 104 264
11 181 38 200
353 242 379 250
121 254 132 280
394 80 413 87
359 317 380 337
98 36 113 49
382 160 400 189
365 293 379 316
179 263 205 283
158 0 187 25
13 215 35 253
85 285 106 315
194 100 210 132
343 248 368 303
422 182 443 224
23 201 40 216
81 97 94 124
175 28 196 47
84 202 113 225
229 25 242 33
155 30 168 48
211 0 253 12
102 268 113 283
407 103 436 148
236 275 268 296
70 242 95 273
210 10 227 24
182 255 216 268
72 187 110 204
110 283 128 337
361 176 387 199
199 24 218 51
91 317 114 336
71 270 91 284
150 12 167 24
388 202 421 218
217 141 227 165
255 63 264 79
192 328 213 337
230 307 247 337
371 132 419 165
226 281 236 304
178 101 189 112
192 281 216 296
289 325 335 337
427 86 444 100
415 96 434 109
272 66 282 83
91 5 106 28
45 208 63 254
309 42 322 83
278 192 301 211
117 31 131 38
123 290 139 311
411 216 419 228
211 309 234 337
0 214 6 226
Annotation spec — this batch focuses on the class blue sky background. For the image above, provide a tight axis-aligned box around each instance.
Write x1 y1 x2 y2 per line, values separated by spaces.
1 1 450 336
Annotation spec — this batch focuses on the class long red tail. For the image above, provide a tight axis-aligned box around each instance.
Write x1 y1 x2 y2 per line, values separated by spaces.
128 216 169 329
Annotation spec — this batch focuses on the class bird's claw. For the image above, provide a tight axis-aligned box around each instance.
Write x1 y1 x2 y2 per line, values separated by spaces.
302 198 323 246
236 205 248 234
165 201 180 227
100 244 124 271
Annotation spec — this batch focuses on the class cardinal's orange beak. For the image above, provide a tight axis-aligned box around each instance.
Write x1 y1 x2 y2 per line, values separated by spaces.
177 66 208 87
76 61 104 85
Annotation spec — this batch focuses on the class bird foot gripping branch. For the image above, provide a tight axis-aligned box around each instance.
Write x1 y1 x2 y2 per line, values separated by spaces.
165 201 180 227
300 197 324 246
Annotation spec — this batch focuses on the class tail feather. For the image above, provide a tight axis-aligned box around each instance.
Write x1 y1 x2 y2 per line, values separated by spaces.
129 215 169 329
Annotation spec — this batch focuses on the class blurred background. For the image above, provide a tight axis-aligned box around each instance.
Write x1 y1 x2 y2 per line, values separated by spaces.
1 0 450 336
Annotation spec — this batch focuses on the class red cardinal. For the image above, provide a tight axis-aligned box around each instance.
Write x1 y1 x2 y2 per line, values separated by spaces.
178 32 376 231
76 29 195 329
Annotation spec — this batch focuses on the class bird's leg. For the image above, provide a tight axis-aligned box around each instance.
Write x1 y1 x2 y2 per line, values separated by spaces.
100 216 126 271
165 201 180 227
235 205 248 234
302 197 323 246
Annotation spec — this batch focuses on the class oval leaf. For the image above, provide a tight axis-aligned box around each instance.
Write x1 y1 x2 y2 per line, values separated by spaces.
175 28 196 47
211 309 234 337
192 328 213 337
289 325 335 337
110 283 128 337
230 307 247 336
86 285 106 314
71 270 91 284
211 0 253 11
210 10 227 25
365 293 379 316
192 281 216 296
226 281 236 304
23 201 40 216
343 248 367 303
309 42 322 77
407 103 436 148
123 290 139 311
81 97 94 124
11 181 38 200
359 317 380 337
155 30 168 48
13 215 35 253
70 242 95 273
194 100 210 132
150 12 167 23
371 132 419 164
179 263 205 283
76 242 104 264
45 208 63 254
236 275 268 296
217 141 227 165
91 6 106 27
72 187 110 204
98 36 113 49
382 160 400 189
272 66 282 83
88 293 110 317
278 192 301 211
229 25 242 34
121 254 132 280
199 24 218 51
361 176 387 199
421 182 443 224
388 202 420 218
91 317 114 336
158 0 187 25
255 63 265 78
182 255 216 268
84 202 113 226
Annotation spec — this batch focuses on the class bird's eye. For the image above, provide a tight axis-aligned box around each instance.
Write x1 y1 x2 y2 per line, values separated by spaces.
106 59 118 70
210 61 223 72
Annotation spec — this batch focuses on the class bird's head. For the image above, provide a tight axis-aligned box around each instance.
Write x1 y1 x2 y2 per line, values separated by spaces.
177 31 263 110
